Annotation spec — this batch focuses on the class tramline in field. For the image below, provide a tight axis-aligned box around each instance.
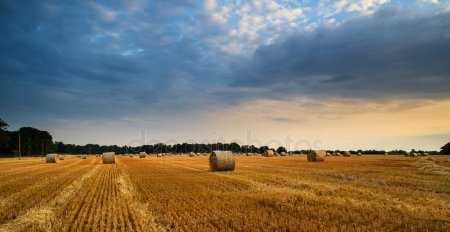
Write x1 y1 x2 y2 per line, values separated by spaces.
0 155 448 231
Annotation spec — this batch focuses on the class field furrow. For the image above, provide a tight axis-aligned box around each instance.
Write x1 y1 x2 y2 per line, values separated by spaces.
50 162 148 232
0 158 89 197
121 156 450 231
0 157 101 232
0 155 448 232
0 158 98 225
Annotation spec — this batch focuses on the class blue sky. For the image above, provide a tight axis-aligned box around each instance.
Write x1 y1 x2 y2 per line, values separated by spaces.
1 0 450 150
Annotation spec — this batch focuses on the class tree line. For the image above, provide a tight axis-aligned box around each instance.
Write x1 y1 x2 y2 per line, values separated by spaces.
1 118 449 156
53 142 291 155
0 119 53 156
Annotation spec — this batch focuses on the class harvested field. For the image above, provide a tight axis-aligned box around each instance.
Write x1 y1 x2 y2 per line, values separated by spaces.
0 155 449 231
0 156 98 228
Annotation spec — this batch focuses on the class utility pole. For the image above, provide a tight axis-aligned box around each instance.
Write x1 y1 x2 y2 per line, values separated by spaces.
18 132 21 160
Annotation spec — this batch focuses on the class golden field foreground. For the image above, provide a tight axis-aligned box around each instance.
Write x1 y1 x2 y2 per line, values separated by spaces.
0 155 449 232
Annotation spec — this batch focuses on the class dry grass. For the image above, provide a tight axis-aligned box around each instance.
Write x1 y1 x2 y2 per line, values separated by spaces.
52 163 148 232
0 156 97 227
0 155 448 231
122 155 450 231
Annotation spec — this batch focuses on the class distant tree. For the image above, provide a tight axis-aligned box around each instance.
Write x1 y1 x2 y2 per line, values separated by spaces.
16 127 54 155
54 142 65 153
258 146 269 154
0 118 8 131
389 150 407 155
230 142 241 153
154 143 168 153
441 143 450 155
241 145 259 153
1 126 55 156
0 118 10 154
276 146 287 153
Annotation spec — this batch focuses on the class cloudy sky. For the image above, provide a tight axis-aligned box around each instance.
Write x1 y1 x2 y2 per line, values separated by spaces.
1 0 450 150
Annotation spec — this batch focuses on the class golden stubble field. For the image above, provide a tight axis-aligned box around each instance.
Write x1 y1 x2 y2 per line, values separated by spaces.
0 155 449 232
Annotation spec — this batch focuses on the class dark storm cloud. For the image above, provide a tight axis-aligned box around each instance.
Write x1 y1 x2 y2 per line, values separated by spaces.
0 0 219 123
231 7 450 100
1 1 450 129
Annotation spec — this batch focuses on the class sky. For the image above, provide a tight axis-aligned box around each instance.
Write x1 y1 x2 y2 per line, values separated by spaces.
1 0 450 150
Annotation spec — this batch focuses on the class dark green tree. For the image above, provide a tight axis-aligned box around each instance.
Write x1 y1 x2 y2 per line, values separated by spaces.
0 118 10 154
14 127 54 155
259 146 270 154
0 118 7 130
230 142 241 153
441 143 450 155
276 146 287 153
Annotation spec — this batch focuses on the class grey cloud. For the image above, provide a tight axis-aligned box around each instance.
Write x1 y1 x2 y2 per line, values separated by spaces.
2 1 449 130
0 0 216 123
270 117 300 123
231 7 450 100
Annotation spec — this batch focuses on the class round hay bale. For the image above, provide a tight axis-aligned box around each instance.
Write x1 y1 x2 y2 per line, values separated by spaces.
356 152 362 156
102 152 115 164
307 150 326 162
280 152 287 156
209 151 235 171
407 152 417 157
189 152 196 157
46 154 57 163
59 155 65 160
342 151 351 157
263 149 275 157
139 152 147 158
81 155 87 159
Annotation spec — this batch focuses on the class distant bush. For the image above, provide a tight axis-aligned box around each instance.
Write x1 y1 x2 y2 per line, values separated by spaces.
276 146 287 154
388 150 408 155
441 143 450 155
